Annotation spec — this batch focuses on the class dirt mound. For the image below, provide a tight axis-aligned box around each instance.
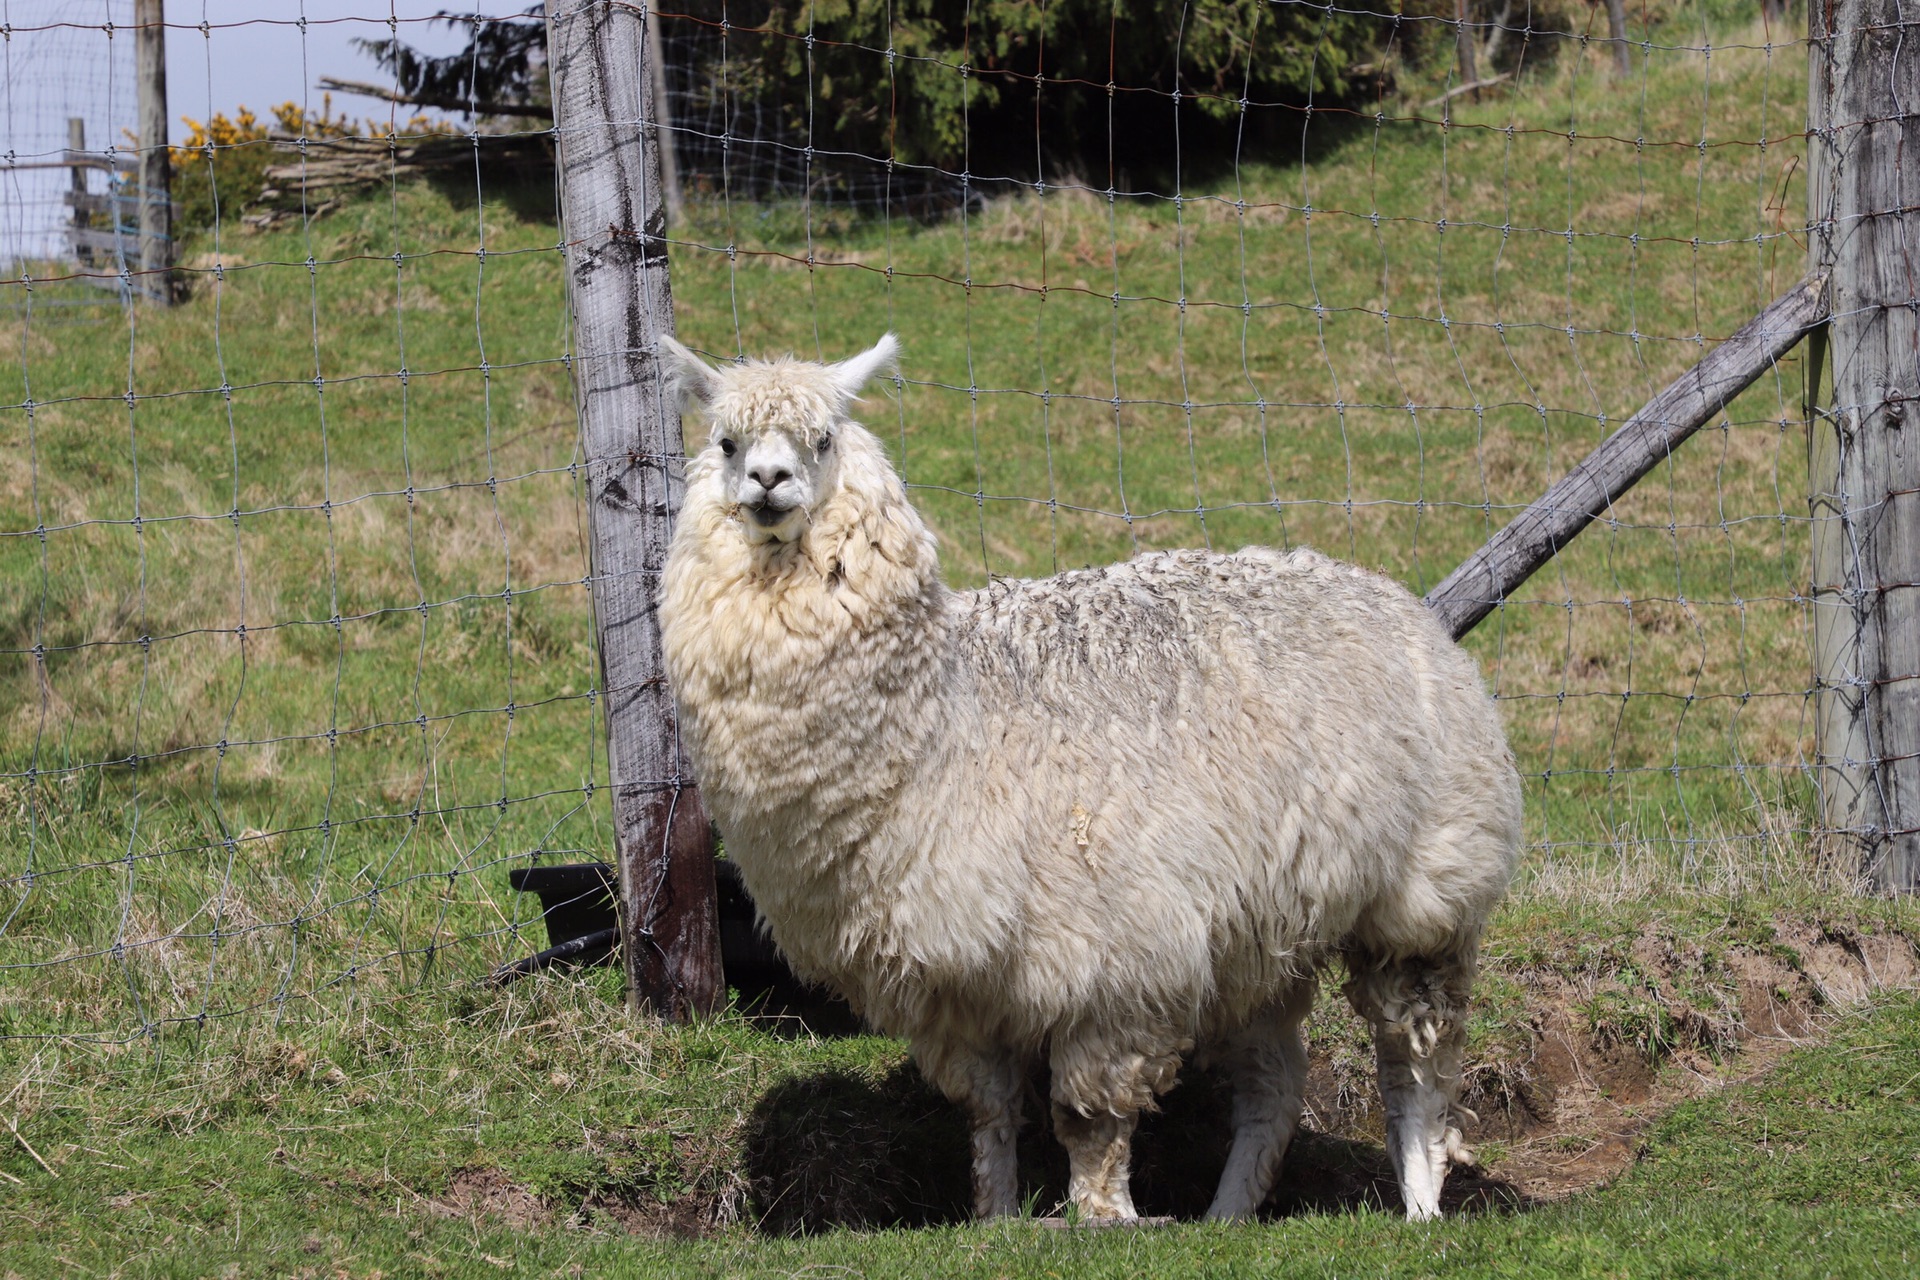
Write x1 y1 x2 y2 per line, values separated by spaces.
1408 917 1914 1206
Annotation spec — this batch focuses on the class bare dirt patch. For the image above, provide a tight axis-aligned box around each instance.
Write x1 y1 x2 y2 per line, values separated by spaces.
578 1190 718 1240
418 1158 733 1241
1440 919 1916 1208
424 1168 548 1232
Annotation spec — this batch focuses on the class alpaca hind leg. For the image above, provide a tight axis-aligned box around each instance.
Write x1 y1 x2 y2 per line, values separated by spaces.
966 1068 1024 1220
1204 980 1314 1221
1345 954 1474 1221
915 1043 1025 1219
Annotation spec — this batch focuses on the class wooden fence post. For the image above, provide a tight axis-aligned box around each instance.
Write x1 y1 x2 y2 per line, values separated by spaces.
135 0 172 303
544 0 724 1015
66 119 93 268
1808 0 1920 893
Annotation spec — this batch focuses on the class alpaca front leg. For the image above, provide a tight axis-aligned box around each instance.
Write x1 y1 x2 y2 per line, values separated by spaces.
1047 1028 1181 1220
1205 982 1313 1221
1374 1031 1452 1220
916 1043 1024 1219
965 1088 1022 1219
1051 1104 1140 1220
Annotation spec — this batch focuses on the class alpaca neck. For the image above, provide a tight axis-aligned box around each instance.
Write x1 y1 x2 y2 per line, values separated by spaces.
663 435 960 872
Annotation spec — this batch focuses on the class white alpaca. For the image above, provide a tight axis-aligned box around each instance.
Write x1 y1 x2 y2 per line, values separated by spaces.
657 335 1523 1223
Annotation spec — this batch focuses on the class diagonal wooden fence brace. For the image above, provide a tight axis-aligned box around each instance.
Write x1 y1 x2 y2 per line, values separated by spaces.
1425 274 1829 642
546 0 723 1019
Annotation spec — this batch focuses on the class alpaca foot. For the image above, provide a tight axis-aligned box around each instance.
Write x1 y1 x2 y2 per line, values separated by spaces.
1052 1104 1140 1221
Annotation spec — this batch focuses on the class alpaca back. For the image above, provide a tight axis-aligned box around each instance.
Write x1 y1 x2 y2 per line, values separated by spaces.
890 544 1521 1042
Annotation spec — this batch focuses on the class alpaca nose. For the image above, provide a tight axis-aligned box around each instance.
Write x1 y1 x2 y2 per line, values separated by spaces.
749 465 792 491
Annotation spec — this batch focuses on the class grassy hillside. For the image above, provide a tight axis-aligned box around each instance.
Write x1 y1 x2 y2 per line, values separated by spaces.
4 24 1821 1036
5 13 1917 1277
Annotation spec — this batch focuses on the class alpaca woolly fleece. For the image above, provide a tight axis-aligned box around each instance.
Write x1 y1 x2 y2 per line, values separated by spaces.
657 334 1523 1223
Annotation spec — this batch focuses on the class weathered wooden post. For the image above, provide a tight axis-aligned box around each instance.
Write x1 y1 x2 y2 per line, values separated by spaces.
544 0 724 1014
66 119 94 268
1605 0 1633 78
1808 0 1920 892
134 0 172 303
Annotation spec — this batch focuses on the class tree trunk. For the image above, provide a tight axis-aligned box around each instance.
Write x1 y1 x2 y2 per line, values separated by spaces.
1606 0 1633 79
644 6 683 226
1455 0 1480 89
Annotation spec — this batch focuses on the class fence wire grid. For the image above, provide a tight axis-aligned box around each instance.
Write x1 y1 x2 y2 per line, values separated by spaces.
2 0 1831 1044
0 0 135 281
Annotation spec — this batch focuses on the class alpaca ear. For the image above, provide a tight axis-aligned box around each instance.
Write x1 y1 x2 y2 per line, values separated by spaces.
655 334 725 408
826 333 901 406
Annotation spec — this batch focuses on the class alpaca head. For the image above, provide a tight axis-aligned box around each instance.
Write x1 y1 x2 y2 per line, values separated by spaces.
657 334 900 547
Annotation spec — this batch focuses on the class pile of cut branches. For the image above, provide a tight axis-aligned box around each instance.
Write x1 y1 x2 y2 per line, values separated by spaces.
245 131 553 229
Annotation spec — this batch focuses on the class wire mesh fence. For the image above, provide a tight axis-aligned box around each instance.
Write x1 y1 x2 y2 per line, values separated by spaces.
0 0 137 293
2 1 1832 1046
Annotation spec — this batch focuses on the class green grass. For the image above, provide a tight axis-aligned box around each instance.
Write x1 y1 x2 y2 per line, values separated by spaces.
2 13 1906 1277
1 963 1914 1277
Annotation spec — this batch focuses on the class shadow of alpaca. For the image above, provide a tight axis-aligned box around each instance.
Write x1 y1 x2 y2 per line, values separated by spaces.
743 1063 1533 1234
744 1063 975 1234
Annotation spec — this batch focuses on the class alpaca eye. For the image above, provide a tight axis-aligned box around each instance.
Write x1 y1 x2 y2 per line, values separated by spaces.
817 434 832 454
719 438 737 457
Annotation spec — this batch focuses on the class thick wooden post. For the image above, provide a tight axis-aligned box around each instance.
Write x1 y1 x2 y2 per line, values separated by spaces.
135 0 172 303
1808 0 1920 893
545 0 723 1015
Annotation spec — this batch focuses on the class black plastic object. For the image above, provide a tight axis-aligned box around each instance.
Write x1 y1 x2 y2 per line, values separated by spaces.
510 862 619 946
495 860 860 1031
490 862 620 983
491 926 619 983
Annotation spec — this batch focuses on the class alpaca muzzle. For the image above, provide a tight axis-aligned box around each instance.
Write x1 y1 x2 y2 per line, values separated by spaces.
746 500 793 528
